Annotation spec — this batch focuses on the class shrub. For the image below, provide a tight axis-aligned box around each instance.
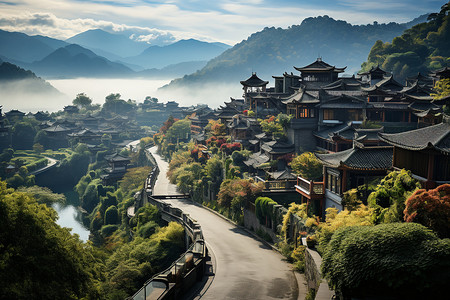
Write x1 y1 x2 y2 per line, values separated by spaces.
404 184 450 238
321 223 450 299
101 224 119 237
104 206 119 225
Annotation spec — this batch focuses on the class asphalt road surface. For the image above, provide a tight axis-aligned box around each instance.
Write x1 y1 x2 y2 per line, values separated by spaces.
149 147 299 300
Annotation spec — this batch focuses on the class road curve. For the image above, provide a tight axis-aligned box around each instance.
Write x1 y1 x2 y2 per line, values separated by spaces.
149 147 298 300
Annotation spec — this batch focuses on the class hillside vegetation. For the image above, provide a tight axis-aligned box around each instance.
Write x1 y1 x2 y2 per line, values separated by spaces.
163 14 427 89
361 2 450 80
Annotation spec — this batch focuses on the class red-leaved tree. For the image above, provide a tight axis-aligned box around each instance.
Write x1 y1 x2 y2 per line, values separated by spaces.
404 184 450 238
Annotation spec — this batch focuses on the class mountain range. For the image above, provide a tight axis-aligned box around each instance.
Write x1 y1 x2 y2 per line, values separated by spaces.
162 14 429 90
0 29 231 78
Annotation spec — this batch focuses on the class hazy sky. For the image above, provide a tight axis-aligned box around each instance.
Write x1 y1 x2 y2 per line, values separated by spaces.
0 0 445 45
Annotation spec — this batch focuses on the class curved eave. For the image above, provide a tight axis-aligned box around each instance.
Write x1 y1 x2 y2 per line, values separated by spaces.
240 80 269 87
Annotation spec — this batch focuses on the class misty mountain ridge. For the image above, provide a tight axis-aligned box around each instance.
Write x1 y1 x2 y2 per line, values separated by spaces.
162 14 430 90
28 44 134 78
66 29 149 59
65 29 231 70
0 29 56 63
0 61 63 103
122 38 232 69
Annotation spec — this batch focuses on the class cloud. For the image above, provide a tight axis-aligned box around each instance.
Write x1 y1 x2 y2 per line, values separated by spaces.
0 0 443 46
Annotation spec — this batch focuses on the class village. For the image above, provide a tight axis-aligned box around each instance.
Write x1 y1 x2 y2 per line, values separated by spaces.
0 57 449 300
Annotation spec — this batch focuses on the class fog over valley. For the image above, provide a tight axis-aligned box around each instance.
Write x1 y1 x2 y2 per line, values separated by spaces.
1 77 242 112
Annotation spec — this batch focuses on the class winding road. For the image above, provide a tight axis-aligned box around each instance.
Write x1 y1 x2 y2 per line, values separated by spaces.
149 147 300 300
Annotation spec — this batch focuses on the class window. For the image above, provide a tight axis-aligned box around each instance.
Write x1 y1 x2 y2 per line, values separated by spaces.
326 170 341 194
287 105 296 117
324 109 334 120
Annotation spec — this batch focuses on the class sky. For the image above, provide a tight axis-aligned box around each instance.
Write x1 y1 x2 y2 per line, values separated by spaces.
0 0 446 46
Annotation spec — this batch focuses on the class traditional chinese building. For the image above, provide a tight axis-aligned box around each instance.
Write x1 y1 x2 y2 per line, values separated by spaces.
101 153 131 185
313 144 393 214
379 120 450 189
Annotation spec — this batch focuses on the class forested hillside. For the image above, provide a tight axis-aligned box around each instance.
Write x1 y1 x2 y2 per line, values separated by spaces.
361 2 449 80
162 14 428 89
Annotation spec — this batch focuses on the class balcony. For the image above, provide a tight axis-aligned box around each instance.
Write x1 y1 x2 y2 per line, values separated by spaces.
254 176 297 191
295 176 324 200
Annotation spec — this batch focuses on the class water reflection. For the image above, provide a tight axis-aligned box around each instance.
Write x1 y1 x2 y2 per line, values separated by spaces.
53 191 90 242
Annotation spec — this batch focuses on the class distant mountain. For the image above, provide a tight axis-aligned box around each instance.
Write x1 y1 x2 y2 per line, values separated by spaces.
162 15 429 90
32 35 70 50
136 60 208 78
0 61 62 98
28 44 134 78
361 6 449 81
0 29 55 63
66 29 149 59
123 39 231 69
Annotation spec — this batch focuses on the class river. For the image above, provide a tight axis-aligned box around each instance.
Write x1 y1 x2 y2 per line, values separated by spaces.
53 190 90 242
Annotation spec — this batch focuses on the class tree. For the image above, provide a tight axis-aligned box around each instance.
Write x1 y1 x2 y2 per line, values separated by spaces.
0 181 99 299
290 152 323 180
321 223 450 299
72 93 92 108
104 205 120 225
368 169 420 223
404 183 450 238
33 142 44 154
165 119 191 142
431 78 450 100
12 121 37 149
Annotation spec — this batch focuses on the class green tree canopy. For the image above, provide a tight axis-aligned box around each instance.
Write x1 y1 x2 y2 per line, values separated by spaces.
290 152 323 180
368 169 420 223
321 223 450 299
72 92 92 108
0 181 99 299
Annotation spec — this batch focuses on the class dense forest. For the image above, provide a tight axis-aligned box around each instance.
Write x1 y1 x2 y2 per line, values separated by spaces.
361 2 450 80
163 14 427 89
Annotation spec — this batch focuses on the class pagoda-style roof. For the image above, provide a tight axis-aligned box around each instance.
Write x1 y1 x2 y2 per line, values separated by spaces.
379 122 450 153
321 77 364 91
401 81 433 96
294 58 346 73
69 128 101 137
408 101 442 112
43 125 71 133
316 145 393 170
5 109 25 117
318 94 367 109
267 169 296 180
430 66 450 79
314 123 383 142
282 89 320 105
413 109 442 118
244 151 270 168
105 153 131 163
261 140 295 155
240 73 269 87
363 75 404 93
405 72 433 87
358 65 387 76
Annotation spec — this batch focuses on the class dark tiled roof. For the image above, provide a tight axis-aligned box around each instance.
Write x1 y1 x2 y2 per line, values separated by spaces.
261 140 295 155
43 125 71 132
318 94 367 109
408 101 441 112
379 122 450 153
244 152 270 168
240 73 269 87
363 75 404 92
294 58 346 73
105 153 131 163
282 89 319 104
358 65 387 76
315 145 393 170
268 169 296 180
